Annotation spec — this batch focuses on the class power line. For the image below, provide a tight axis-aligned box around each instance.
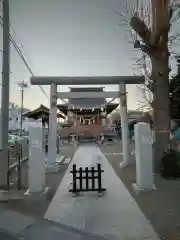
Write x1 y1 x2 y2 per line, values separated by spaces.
0 16 49 99
8 2 35 69
0 12 49 100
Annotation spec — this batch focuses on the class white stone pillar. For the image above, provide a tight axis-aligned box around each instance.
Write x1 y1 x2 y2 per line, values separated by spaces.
27 126 45 193
119 82 130 168
47 83 57 166
133 123 154 191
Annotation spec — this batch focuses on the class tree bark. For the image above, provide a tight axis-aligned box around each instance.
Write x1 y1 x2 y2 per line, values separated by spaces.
151 0 170 172
129 0 170 172
152 54 170 172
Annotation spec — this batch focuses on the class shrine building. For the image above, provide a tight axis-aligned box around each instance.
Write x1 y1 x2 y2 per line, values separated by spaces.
57 87 119 127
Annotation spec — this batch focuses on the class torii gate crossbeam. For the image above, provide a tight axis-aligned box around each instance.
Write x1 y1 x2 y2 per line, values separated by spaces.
30 76 144 85
30 75 145 170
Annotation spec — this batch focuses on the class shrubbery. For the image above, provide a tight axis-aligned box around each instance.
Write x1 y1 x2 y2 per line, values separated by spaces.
161 149 180 179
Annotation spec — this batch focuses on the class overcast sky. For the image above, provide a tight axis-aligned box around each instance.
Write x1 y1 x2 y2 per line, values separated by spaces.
0 0 177 110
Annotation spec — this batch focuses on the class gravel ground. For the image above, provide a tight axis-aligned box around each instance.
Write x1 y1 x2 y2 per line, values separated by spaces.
101 141 180 240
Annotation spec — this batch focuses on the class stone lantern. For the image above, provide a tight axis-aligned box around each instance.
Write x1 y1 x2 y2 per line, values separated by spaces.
67 111 75 124
100 110 107 126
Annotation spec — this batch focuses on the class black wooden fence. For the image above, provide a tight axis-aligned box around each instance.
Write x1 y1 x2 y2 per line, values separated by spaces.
69 163 106 193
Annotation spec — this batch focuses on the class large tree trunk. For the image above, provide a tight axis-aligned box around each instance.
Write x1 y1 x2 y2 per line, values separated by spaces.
153 54 170 172
129 0 170 173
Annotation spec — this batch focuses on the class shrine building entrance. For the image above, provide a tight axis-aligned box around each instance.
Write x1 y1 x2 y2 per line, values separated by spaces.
57 87 119 142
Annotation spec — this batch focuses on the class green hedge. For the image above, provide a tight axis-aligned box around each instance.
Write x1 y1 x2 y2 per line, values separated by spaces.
161 149 180 179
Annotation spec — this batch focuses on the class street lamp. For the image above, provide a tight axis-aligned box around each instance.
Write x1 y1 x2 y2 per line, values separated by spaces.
18 80 28 134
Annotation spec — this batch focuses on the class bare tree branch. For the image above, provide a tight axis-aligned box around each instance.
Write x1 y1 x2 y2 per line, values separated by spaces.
114 0 180 112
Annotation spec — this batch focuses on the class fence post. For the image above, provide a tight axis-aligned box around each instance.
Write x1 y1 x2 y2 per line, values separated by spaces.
20 141 23 161
79 167 82 191
91 167 95 191
97 164 102 193
57 139 59 154
85 167 89 191
17 149 21 190
72 164 77 193
7 148 10 190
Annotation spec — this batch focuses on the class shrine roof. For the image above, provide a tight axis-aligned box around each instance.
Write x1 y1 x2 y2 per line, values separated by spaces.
23 104 65 122
69 87 106 108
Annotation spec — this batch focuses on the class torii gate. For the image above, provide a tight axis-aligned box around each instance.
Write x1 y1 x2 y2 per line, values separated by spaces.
30 76 144 169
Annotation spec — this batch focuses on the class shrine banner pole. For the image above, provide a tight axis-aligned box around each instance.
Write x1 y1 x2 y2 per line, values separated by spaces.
76 112 78 142
98 111 100 142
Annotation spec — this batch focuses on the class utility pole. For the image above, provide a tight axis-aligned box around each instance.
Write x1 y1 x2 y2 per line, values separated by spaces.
0 0 10 189
18 81 28 134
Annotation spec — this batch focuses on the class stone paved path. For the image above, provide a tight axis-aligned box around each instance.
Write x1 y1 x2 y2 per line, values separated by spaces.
45 144 160 240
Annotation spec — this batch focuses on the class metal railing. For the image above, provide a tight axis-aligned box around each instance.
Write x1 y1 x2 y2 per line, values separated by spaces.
7 138 29 190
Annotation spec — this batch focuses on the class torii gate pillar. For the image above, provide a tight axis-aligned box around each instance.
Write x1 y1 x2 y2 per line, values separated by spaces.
47 83 57 167
119 82 130 168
